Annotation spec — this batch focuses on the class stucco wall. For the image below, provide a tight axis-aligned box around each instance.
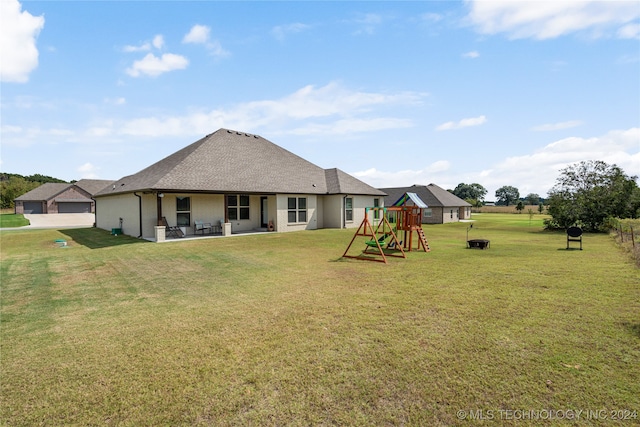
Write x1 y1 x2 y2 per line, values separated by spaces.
275 194 319 232
96 194 140 237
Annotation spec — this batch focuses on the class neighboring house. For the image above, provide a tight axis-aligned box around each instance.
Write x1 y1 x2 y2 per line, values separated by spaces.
379 184 472 224
14 179 114 214
93 128 386 240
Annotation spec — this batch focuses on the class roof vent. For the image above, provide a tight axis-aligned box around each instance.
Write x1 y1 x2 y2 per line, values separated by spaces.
227 130 232 133
254 135 259 138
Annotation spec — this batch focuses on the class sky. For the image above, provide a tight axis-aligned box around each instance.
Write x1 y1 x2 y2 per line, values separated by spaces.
1 0 639 200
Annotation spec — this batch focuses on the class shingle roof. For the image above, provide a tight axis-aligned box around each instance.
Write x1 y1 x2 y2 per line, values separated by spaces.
95 129 383 197
15 183 71 201
379 184 471 208
74 179 115 195
325 168 386 196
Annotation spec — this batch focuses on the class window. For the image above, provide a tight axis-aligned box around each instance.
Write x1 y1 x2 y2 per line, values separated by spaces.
450 209 454 219
228 195 250 220
176 197 191 227
288 197 307 223
423 209 432 218
345 197 353 222
373 198 380 220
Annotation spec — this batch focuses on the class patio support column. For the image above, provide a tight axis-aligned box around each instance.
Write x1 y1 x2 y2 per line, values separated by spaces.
157 193 163 225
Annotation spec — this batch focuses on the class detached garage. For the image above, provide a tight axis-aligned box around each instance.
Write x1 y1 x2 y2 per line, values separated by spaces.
14 179 114 215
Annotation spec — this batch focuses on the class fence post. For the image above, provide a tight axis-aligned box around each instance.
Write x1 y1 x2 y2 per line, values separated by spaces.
631 226 635 249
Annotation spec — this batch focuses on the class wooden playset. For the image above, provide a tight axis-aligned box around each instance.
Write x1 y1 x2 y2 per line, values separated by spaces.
342 193 430 264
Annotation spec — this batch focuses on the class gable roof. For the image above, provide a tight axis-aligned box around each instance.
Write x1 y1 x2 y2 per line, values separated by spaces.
95 128 384 197
15 183 71 201
15 179 116 202
380 184 472 208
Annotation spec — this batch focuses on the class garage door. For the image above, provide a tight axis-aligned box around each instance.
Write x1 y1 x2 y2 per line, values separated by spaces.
58 202 91 213
23 202 43 214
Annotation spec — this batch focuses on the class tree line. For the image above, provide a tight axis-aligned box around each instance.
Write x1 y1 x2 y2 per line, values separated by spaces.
450 160 640 232
0 173 69 210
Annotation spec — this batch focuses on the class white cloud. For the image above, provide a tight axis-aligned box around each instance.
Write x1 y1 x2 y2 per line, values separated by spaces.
462 51 480 58
183 24 210 44
271 23 311 41
123 43 151 53
77 162 100 179
618 22 640 39
476 127 640 197
118 82 426 137
350 128 639 198
126 53 189 77
351 161 452 188
351 13 383 35
0 0 44 83
531 120 583 131
466 0 640 40
182 24 229 57
436 115 487 131
152 34 164 49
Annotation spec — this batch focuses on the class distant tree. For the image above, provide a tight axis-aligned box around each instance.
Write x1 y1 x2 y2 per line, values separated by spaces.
0 176 40 209
538 203 545 214
525 193 540 205
0 173 67 210
516 201 525 213
452 183 487 202
545 160 640 232
495 186 520 206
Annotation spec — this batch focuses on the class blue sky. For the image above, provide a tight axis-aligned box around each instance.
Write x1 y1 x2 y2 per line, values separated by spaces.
1 0 639 199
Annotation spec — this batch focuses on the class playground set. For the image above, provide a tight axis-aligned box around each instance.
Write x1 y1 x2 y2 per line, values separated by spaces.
342 193 430 264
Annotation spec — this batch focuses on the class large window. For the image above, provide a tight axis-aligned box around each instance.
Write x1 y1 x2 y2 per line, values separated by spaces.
373 198 380 220
288 197 307 223
176 197 191 227
345 197 353 222
228 195 250 220
423 208 433 218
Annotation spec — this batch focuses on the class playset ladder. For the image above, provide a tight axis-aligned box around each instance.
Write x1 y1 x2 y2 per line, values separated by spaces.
416 228 431 252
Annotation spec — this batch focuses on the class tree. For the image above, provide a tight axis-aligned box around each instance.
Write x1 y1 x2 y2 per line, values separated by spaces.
452 183 487 202
545 160 640 232
525 193 540 205
516 201 525 213
495 186 520 206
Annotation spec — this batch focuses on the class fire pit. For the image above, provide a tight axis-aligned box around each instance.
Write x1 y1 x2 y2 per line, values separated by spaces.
467 239 490 249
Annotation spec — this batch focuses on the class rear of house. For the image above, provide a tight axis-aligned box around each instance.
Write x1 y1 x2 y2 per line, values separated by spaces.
93 129 385 240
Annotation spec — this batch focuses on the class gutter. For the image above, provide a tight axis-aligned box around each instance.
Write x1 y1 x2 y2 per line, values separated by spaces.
134 192 143 238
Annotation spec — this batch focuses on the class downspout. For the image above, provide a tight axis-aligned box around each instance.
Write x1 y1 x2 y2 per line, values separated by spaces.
91 197 97 227
343 195 348 229
134 192 143 238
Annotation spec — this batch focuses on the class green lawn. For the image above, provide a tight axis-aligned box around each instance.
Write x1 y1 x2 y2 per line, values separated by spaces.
0 213 29 228
1 214 638 426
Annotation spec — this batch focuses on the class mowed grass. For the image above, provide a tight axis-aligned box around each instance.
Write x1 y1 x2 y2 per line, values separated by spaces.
0 213 29 228
1 214 638 426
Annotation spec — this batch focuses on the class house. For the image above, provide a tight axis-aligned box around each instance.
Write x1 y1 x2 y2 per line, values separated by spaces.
93 128 386 240
14 179 114 214
379 184 472 224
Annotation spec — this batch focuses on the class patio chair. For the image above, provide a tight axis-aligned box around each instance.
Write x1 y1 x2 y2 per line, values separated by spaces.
160 217 184 238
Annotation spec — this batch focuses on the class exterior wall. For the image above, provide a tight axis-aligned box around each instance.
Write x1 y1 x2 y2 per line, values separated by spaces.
460 206 471 220
275 194 319 232
96 194 141 237
97 191 386 239
322 195 344 228
422 206 469 224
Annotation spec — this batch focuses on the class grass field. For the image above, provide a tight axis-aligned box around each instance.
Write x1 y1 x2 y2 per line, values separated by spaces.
1 214 638 426
0 213 29 228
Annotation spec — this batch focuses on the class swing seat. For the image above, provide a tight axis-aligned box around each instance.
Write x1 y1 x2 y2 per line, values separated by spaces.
366 234 389 247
